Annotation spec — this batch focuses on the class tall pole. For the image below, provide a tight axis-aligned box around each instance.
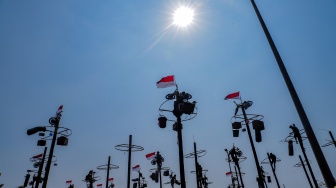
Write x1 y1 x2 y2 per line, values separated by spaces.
35 147 47 188
160 170 163 188
298 138 318 187
106 156 111 188
249 0 335 186
225 149 235 188
127 135 132 188
299 155 313 188
329 131 336 147
234 166 240 188
194 142 200 188
42 118 59 188
241 107 264 188
176 116 186 188
266 153 280 188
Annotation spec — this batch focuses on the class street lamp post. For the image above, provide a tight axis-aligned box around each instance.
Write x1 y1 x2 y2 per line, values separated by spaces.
249 1 335 186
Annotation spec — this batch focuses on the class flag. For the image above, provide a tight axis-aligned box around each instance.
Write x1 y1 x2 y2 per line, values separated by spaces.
97 183 102 187
224 92 240 100
66 180 72 184
32 154 43 159
132 164 140 171
146 152 156 160
56 105 63 117
226 171 232 177
108 178 114 182
156 75 176 88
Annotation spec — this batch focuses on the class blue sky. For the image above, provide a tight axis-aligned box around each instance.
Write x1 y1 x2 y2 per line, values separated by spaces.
1 0 336 187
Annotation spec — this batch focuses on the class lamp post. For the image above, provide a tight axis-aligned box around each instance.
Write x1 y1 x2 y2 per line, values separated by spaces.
249 1 335 186
158 87 197 188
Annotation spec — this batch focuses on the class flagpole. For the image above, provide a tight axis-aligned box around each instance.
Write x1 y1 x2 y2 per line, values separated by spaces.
249 0 335 186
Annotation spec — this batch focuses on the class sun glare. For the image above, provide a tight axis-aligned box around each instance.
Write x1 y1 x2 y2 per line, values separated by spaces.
173 6 194 27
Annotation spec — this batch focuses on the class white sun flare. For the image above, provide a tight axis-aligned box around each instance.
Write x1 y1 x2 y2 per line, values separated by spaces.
173 6 194 27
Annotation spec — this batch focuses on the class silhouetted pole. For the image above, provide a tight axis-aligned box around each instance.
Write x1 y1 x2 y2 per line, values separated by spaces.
234 166 240 188
266 153 280 188
42 118 60 188
106 156 111 188
249 0 335 187
299 155 313 188
160 169 163 188
35 147 47 188
224 149 235 187
241 106 264 188
329 131 336 147
194 142 200 188
127 135 132 188
174 114 186 188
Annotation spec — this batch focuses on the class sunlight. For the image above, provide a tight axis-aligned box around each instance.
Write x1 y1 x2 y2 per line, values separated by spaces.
173 6 194 28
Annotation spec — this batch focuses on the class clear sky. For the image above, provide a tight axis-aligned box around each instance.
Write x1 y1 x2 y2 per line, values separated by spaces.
1 0 336 188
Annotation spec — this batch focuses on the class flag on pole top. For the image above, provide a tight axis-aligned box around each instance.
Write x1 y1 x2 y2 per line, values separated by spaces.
56 105 63 117
108 178 114 182
66 180 72 184
156 75 176 88
146 152 156 160
132 164 140 171
97 183 102 187
226 171 232 177
224 92 240 100
32 154 43 159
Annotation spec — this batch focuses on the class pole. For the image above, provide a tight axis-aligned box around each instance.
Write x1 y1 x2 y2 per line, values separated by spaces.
329 131 336 147
127 135 132 188
249 0 335 186
241 107 264 188
235 161 244 188
234 166 240 188
298 138 318 187
42 119 59 188
194 142 200 188
138 171 141 188
106 156 111 188
160 170 162 188
176 116 186 188
266 153 280 188
35 147 47 188
299 155 313 188
225 149 235 188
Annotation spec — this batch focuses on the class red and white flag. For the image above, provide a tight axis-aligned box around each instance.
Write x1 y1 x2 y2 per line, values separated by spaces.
226 171 232 177
224 92 240 100
32 154 43 159
156 75 176 88
132 164 140 171
56 105 63 117
66 180 72 184
97 183 102 187
108 177 114 182
146 152 156 160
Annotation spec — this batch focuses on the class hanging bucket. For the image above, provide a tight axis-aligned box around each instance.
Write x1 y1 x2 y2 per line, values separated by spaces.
252 120 265 131
158 116 167 128
232 129 239 137
232 122 242 129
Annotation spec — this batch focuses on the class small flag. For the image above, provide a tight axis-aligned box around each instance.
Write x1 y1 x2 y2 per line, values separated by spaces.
156 75 176 88
97 183 102 187
146 152 156 160
32 154 43 159
66 180 72 184
226 171 232 177
108 178 114 182
224 92 240 100
56 105 63 117
132 164 140 171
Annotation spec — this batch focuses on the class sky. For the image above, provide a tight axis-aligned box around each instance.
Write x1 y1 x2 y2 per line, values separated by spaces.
1 0 336 188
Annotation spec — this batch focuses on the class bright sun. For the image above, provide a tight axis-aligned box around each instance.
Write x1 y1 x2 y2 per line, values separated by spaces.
173 6 194 27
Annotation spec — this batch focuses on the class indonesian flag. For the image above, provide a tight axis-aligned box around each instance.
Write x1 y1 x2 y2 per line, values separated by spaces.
156 75 176 88
32 154 43 159
108 178 114 182
66 180 72 184
97 183 102 187
226 171 233 177
146 152 156 160
132 164 140 171
56 105 63 117
224 92 240 100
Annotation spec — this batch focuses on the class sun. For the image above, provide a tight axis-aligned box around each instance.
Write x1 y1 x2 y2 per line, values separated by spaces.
173 6 194 27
